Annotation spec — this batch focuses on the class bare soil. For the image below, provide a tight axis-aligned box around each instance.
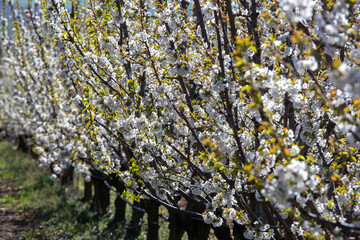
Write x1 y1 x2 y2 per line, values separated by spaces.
0 170 29 240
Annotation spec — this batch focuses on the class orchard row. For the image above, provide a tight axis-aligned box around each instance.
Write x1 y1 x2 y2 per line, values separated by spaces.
1 0 360 239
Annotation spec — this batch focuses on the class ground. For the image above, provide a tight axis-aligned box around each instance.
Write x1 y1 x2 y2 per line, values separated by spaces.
0 172 29 240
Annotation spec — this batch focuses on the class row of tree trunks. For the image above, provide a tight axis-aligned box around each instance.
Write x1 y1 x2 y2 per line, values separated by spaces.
12 135 244 240
11 134 246 240
81 171 128 226
166 198 246 240
2 135 246 239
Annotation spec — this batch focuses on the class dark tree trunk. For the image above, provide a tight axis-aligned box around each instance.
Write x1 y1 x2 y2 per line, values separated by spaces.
233 221 246 240
107 173 127 223
114 195 126 223
91 171 110 215
16 134 37 158
213 222 232 240
82 180 92 202
17 135 28 152
184 200 210 240
125 200 145 240
168 208 186 240
0 128 7 140
185 218 210 240
145 199 160 240
60 165 74 187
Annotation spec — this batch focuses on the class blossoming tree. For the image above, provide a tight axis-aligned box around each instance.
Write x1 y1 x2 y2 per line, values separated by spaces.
1 0 360 239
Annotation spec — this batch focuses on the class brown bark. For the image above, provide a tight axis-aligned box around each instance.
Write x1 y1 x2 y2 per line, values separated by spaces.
185 218 210 240
16 135 28 153
184 200 210 240
233 221 247 240
114 195 126 223
145 200 160 240
168 208 186 240
82 180 92 202
60 165 74 187
91 171 110 215
213 222 232 240
124 200 145 240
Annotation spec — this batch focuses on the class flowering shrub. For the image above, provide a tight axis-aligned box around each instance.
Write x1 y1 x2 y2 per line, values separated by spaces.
1 0 360 239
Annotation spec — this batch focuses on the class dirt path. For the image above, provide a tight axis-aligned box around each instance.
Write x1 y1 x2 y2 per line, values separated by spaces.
0 169 29 240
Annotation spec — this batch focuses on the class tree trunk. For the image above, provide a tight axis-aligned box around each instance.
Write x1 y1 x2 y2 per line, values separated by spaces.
91 171 110 215
114 195 126 223
213 222 232 240
107 173 127 223
17 135 28 152
233 221 246 240
60 165 74 187
185 218 210 240
145 199 160 240
125 200 145 240
184 200 210 240
82 180 92 202
168 208 186 240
